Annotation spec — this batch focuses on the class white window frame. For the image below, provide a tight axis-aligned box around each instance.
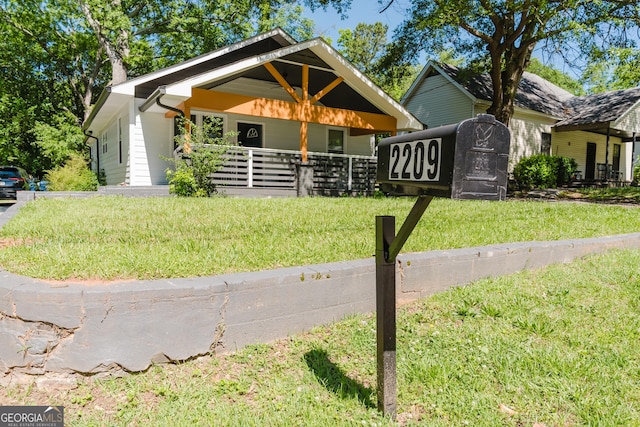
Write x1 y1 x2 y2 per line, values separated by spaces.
101 130 108 154
327 127 346 154
173 111 227 141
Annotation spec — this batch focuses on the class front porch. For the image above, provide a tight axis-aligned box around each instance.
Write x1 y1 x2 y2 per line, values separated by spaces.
568 163 631 188
206 146 377 197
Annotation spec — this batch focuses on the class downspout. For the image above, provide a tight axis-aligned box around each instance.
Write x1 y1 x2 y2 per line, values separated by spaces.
84 131 100 178
156 95 185 152
156 95 184 118
139 86 185 151
139 86 184 117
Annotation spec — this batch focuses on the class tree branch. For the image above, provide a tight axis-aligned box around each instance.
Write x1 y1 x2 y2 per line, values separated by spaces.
379 0 394 13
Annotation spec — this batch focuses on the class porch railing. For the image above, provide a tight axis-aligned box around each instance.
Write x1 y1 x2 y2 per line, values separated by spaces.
209 146 377 196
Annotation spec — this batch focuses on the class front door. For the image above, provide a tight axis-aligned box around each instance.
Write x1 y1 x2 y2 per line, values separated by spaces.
585 142 597 180
237 122 263 148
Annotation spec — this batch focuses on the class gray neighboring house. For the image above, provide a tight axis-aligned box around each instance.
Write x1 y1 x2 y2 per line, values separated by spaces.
403 62 640 182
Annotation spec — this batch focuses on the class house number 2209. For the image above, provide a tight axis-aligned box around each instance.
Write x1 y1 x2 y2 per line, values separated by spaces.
388 139 441 182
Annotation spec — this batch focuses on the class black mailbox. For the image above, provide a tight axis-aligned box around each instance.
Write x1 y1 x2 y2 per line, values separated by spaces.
376 114 510 200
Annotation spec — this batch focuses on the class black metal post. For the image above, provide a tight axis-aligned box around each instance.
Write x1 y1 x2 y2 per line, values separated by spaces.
375 195 433 420
376 215 396 419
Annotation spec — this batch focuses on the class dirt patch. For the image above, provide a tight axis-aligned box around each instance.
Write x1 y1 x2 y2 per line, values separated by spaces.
0 237 35 249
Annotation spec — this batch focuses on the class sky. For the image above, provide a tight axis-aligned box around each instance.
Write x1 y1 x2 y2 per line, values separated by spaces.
302 0 410 44
301 0 581 78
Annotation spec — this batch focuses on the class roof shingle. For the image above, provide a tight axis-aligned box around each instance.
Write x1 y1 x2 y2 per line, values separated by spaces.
436 63 640 127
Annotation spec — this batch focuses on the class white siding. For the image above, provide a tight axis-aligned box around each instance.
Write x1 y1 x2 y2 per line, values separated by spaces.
217 114 374 156
614 102 640 132
403 74 474 127
552 131 628 180
614 103 640 178
508 112 557 169
96 105 129 185
136 99 174 185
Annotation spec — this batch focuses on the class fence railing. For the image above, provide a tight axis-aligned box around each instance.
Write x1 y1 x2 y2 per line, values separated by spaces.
207 146 377 196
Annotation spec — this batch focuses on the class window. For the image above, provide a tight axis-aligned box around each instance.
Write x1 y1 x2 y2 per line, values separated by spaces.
174 113 226 148
173 117 182 149
203 115 224 140
237 122 263 148
101 131 108 154
541 132 551 155
328 129 344 154
613 144 621 174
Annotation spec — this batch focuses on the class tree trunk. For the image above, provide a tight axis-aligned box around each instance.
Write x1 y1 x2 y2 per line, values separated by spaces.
79 0 130 85
486 45 534 127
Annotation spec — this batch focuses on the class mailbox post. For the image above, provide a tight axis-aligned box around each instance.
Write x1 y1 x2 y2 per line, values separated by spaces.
374 114 510 419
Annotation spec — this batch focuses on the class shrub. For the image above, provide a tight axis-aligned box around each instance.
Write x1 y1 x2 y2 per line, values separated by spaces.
634 157 640 184
166 117 238 197
44 153 99 191
166 163 208 197
513 154 577 190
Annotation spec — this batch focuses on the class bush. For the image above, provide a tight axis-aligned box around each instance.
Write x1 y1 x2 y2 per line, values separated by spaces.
166 117 238 197
44 153 99 191
633 157 640 184
166 163 208 197
513 154 577 190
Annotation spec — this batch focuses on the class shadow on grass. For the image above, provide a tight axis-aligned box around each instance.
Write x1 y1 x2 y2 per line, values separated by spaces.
304 348 376 408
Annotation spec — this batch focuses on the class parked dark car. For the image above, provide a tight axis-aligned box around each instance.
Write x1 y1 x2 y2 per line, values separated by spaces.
0 166 29 199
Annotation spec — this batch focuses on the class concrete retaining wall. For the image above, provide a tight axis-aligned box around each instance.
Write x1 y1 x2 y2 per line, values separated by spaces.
2 230 640 384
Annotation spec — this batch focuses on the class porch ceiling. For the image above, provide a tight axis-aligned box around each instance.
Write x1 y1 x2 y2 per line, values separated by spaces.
554 122 636 141
199 59 385 115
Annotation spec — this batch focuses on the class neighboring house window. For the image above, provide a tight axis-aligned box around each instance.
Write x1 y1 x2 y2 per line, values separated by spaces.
237 122 263 148
328 129 344 154
541 132 551 155
118 118 123 164
613 144 621 171
101 131 108 154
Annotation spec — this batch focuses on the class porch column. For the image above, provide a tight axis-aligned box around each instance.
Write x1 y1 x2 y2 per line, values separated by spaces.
604 126 611 180
300 121 308 163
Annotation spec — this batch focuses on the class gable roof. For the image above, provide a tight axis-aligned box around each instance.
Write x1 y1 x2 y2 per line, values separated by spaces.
405 61 640 139
405 62 573 118
113 28 297 99
84 28 421 133
555 88 640 131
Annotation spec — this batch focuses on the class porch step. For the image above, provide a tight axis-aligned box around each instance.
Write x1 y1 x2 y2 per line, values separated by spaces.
98 185 171 197
218 187 297 198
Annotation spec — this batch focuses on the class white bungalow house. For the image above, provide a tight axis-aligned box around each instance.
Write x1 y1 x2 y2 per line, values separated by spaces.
82 28 422 196
402 62 640 183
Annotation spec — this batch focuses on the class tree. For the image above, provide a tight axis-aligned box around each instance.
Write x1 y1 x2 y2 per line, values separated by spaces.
526 58 585 96
384 0 640 126
580 47 640 93
338 23 389 77
0 0 349 175
1 0 349 125
337 22 420 100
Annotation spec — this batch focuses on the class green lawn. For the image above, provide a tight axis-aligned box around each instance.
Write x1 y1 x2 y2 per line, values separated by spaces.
0 196 639 281
3 249 639 426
